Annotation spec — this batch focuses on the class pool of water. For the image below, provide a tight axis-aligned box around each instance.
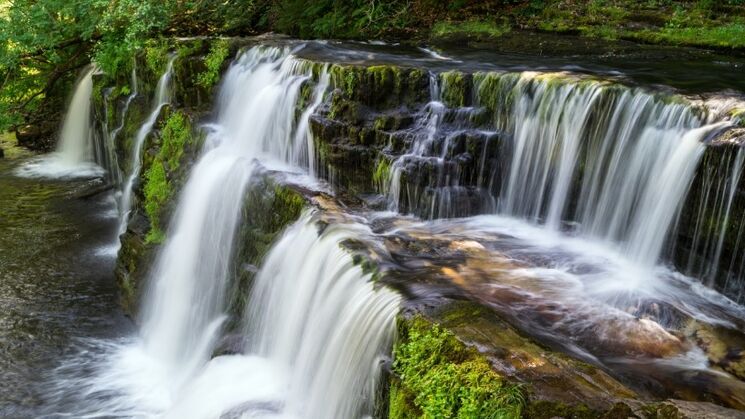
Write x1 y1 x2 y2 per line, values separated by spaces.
0 154 131 417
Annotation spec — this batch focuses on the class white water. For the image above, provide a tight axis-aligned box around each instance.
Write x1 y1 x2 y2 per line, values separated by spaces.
686 146 745 299
108 66 141 187
47 46 400 418
386 71 732 267
387 211 745 366
489 74 734 266
117 57 175 237
16 66 105 179
241 212 400 419
387 72 445 213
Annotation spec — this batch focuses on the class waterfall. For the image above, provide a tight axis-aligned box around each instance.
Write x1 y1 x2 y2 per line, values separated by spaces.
684 146 745 300
489 74 731 266
46 45 401 419
138 46 332 404
57 66 96 165
386 71 732 266
241 212 400 419
117 56 175 237
15 66 105 179
387 73 443 211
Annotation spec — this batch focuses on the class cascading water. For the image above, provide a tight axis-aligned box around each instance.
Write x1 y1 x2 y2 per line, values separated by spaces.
387 73 445 213
385 72 498 218
48 46 400 418
117 56 175 237
57 66 97 165
240 212 400 419
106 66 140 187
386 71 733 267
489 73 731 266
15 66 105 179
683 146 745 301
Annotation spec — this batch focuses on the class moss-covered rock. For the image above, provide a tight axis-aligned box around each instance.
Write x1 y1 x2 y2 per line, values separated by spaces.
329 64 429 109
141 108 203 244
390 314 525 419
228 173 308 326
440 71 471 108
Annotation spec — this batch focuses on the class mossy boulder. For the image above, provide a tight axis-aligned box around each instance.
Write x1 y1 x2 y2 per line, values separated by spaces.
228 172 309 328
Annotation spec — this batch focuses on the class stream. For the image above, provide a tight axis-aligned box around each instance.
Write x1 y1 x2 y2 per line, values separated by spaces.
0 146 131 417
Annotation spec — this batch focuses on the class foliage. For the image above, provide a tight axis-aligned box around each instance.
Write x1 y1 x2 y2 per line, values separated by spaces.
391 316 525 419
0 0 263 133
1 0 744 135
143 159 169 244
196 39 230 89
372 158 391 189
142 110 191 243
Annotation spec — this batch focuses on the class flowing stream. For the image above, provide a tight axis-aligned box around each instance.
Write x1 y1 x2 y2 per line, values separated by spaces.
3 38 745 417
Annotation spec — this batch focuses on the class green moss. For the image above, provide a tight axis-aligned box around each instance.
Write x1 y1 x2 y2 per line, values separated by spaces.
143 160 169 244
159 111 190 169
177 38 206 59
144 40 170 76
441 71 469 108
432 19 510 40
634 22 745 48
373 158 391 190
142 110 195 244
391 315 525 419
196 39 230 89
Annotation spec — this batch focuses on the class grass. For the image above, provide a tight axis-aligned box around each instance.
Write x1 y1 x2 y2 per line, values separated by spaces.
639 22 745 48
432 19 510 40
521 0 745 49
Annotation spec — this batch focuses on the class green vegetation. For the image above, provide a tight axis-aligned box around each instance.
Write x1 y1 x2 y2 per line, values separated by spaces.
526 0 745 48
640 22 745 48
440 71 469 108
372 158 391 189
1 0 744 142
143 160 169 244
196 39 230 89
142 110 192 243
432 19 511 40
390 315 525 419
145 40 170 75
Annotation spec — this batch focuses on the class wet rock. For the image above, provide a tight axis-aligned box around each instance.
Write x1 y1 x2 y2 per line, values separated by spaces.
212 334 246 357
645 399 745 419
686 321 745 380
15 123 56 151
